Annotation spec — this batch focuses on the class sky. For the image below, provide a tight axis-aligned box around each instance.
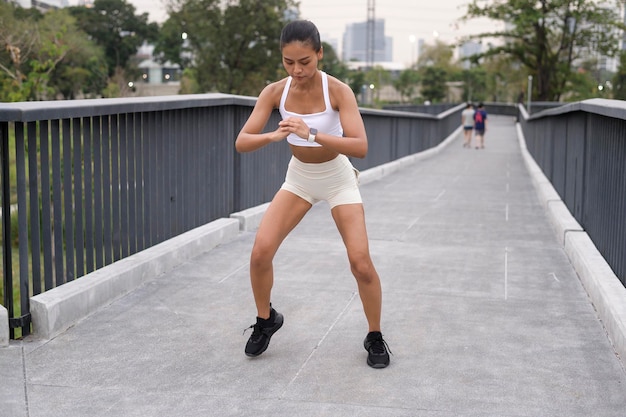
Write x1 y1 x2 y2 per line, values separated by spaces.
72 0 498 65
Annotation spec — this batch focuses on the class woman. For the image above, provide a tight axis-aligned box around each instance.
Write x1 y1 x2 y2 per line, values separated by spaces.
461 102 475 148
235 20 390 369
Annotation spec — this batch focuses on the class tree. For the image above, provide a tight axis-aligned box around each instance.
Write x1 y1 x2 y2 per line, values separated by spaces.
459 66 488 103
420 66 448 103
319 42 349 81
68 0 158 77
344 69 366 97
364 66 391 105
414 40 459 103
481 52 527 102
49 32 108 99
163 0 297 96
393 69 420 103
461 0 626 101
612 52 626 100
153 12 193 70
417 39 457 73
0 4 104 101
564 63 601 101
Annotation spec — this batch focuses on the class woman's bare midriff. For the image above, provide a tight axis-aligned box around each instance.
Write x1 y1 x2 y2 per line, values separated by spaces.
289 144 339 163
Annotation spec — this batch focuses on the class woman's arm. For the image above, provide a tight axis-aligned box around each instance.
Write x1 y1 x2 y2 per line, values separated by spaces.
309 80 370 159
321 80 368 158
277 78 367 158
235 83 289 153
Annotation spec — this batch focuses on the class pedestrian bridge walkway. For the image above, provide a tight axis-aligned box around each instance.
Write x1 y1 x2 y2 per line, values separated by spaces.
2 115 625 416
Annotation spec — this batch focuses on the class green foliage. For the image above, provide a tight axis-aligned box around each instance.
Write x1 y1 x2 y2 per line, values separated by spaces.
179 67 200 94
68 0 158 77
414 39 464 103
319 42 349 81
364 66 391 104
153 15 192 70
162 0 297 95
0 3 109 101
461 0 626 101
344 70 366 97
393 69 420 103
417 39 458 73
564 66 600 101
460 66 488 103
613 52 626 100
420 66 448 103
0 2 38 100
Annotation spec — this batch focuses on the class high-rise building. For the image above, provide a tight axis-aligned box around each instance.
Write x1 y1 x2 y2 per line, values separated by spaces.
8 0 69 10
342 19 393 63
458 41 482 69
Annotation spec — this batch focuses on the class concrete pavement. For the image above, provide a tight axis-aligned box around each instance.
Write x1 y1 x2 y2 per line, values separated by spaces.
2 115 626 417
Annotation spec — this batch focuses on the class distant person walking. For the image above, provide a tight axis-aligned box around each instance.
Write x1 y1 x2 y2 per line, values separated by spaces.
473 103 488 149
461 102 475 148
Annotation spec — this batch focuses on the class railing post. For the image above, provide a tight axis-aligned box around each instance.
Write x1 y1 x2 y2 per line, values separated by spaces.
0 122 14 339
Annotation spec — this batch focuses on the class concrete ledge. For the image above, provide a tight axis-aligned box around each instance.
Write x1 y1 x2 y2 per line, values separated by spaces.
546 200 583 245
565 231 626 362
517 122 626 363
230 203 270 232
30 217 239 340
0 305 8 347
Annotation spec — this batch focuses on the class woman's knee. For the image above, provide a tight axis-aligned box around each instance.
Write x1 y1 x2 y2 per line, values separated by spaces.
349 254 376 283
250 239 277 269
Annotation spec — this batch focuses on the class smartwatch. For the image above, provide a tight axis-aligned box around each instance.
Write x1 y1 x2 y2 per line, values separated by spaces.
308 128 318 143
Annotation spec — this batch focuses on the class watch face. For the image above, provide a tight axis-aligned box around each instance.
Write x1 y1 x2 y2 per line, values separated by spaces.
310 128 318 135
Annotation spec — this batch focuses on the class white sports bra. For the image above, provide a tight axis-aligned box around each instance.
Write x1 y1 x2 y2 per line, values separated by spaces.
279 71 343 147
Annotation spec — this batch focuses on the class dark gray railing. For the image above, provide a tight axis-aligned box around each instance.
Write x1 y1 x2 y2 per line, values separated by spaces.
0 95 463 338
519 99 626 288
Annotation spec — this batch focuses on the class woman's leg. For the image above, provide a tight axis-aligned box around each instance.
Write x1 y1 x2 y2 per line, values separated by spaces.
463 129 471 146
250 189 311 319
331 203 382 332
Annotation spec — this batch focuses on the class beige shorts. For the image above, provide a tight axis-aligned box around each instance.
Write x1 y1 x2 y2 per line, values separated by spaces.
280 154 362 209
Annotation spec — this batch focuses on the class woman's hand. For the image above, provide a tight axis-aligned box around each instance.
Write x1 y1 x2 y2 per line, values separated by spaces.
278 117 309 140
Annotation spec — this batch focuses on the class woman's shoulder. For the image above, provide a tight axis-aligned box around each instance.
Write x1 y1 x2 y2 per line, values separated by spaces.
260 77 289 95
325 73 354 107
325 73 351 93
257 77 289 107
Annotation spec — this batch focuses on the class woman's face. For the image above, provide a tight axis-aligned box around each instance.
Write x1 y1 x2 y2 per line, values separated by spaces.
281 41 323 81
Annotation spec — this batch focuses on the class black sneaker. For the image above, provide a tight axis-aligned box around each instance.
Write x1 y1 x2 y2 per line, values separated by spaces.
244 306 284 357
363 331 391 368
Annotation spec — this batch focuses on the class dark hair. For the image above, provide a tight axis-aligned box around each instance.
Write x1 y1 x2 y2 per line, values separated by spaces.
478 102 484 108
280 20 322 52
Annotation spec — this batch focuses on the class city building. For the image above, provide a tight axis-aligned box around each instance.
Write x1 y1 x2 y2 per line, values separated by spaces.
458 41 482 69
342 19 393 63
8 0 68 10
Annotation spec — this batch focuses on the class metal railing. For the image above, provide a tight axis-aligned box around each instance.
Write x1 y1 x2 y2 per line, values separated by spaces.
519 99 626 288
0 95 464 338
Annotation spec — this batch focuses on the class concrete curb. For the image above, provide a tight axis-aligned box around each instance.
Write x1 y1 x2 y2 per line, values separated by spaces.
30 218 240 341
565 232 626 361
0 304 8 347
516 123 626 363
230 203 270 232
